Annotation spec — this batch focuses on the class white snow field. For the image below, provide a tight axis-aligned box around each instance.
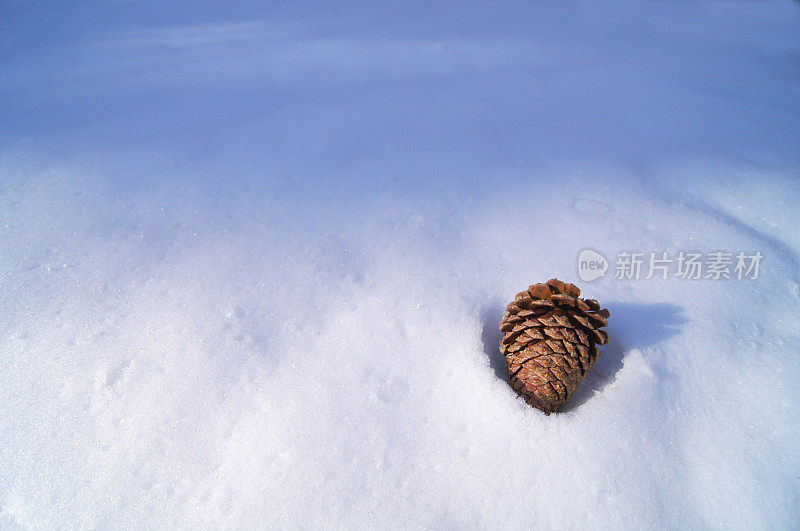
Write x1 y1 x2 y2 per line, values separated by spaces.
2 1 800 528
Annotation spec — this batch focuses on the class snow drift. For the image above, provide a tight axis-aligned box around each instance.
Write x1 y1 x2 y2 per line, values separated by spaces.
1 1 799 528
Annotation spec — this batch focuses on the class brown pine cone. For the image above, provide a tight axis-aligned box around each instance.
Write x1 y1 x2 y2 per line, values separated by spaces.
500 278 610 414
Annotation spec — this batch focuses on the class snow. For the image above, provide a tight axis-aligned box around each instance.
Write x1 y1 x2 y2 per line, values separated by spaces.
2 1 800 528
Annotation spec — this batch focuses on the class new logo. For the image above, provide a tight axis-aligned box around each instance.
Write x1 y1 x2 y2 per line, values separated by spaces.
578 249 608 282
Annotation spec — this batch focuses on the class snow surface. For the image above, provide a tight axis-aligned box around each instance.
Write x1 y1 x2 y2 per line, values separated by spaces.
2 1 800 528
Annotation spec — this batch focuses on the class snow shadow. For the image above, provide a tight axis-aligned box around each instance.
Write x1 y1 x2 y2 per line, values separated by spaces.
480 302 686 411
480 304 509 382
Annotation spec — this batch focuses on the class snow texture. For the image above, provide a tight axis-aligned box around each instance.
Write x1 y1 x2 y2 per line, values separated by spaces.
2 1 800 528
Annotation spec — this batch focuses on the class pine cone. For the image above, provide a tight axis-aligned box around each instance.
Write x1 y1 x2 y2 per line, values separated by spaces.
500 278 610 414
